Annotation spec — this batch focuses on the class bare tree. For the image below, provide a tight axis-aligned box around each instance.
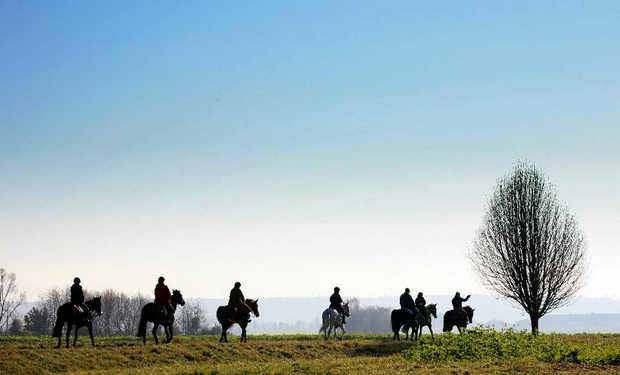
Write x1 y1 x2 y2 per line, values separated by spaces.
469 161 587 333
0 268 27 334
178 300 206 336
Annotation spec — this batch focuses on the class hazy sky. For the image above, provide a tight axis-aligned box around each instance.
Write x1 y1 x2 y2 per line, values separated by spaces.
1 1 619 302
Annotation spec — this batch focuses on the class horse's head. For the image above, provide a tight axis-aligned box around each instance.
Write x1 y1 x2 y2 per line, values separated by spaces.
464 306 474 323
428 303 438 319
87 296 103 317
172 290 185 307
343 301 351 317
246 299 260 317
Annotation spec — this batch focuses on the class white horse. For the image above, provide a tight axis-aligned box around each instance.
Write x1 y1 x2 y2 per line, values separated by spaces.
402 303 438 341
319 302 350 340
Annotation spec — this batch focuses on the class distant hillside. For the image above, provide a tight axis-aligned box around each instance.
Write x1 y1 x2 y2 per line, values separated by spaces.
516 313 620 333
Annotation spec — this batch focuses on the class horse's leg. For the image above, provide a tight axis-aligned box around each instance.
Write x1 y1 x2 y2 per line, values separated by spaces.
429 325 434 341
168 324 174 343
153 323 159 344
56 323 63 349
73 326 79 348
88 322 95 346
66 325 72 348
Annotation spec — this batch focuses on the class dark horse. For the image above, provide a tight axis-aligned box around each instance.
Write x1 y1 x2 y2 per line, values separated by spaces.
137 290 185 344
391 308 418 340
443 305 475 334
52 297 102 348
216 299 259 343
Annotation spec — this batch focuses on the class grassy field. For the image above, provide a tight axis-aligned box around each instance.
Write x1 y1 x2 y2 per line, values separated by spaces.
1 330 620 374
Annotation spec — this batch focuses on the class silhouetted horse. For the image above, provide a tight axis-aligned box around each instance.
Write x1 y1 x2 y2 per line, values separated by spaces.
137 290 185 344
52 297 102 348
319 301 350 340
216 299 260 343
410 303 438 341
391 308 418 340
443 305 474 334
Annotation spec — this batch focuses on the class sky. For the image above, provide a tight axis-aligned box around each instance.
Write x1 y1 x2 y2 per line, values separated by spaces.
1 1 619 303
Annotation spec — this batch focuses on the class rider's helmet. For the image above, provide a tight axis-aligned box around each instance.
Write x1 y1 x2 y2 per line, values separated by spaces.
235 281 241 288
455 291 460 297
158 276 165 283
418 292 423 297
405 288 410 293
334 286 340 292
73 277 81 284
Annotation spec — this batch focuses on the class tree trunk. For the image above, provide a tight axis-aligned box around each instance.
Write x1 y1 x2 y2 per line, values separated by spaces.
530 314 539 334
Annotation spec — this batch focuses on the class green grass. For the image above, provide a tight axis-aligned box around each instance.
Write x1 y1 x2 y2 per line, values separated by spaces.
1 331 619 374
403 327 620 366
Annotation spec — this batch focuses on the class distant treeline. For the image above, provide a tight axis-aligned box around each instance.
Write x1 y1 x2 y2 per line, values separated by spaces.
7 290 393 336
9 287 221 337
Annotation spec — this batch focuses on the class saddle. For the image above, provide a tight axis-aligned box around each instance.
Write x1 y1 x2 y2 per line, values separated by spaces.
72 305 91 323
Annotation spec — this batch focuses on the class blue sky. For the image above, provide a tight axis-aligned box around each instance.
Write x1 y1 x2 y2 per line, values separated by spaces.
1 1 619 301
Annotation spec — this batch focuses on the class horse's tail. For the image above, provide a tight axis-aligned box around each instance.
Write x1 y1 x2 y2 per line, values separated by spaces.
137 305 149 337
319 309 329 333
52 307 64 338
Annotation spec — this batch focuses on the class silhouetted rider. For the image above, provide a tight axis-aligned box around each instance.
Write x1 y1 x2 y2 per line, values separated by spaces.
228 282 252 322
451 292 471 311
329 287 346 324
415 292 427 316
70 277 89 317
400 288 415 314
154 276 174 320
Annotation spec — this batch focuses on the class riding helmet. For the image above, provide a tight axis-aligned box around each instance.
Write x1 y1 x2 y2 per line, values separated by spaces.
334 286 340 292
74 277 81 284
158 276 165 283
235 281 241 287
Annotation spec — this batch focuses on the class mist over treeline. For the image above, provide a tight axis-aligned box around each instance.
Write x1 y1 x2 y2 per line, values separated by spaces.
3 264 620 336
8 287 222 337
4 287 395 336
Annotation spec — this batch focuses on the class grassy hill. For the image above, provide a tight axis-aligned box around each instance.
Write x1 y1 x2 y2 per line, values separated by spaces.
1 331 619 374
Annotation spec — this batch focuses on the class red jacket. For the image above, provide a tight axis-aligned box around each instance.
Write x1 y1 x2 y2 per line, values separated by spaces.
155 284 172 304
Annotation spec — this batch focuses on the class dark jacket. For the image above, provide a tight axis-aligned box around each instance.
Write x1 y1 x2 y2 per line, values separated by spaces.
415 296 426 306
70 284 84 304
155 284 172 304
228 287 245 306
400 293 415 310
451 295 470 310
329 292 343 308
